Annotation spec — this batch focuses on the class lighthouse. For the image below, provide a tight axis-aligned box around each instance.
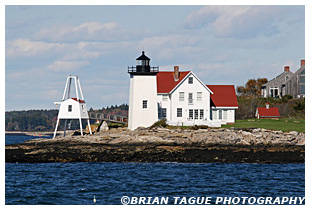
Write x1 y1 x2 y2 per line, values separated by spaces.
128 51 159 130
53 75 92 138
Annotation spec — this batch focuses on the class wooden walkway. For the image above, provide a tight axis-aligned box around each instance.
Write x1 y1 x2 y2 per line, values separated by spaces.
88 112 127 124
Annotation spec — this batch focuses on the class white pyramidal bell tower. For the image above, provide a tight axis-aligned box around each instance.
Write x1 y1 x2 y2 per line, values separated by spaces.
53 75 92 138
128 51 159 130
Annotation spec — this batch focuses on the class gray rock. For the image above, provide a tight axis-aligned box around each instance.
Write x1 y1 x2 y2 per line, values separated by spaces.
99 121 109 131
252 128 261 133
290 131 299 136
296 138 305 145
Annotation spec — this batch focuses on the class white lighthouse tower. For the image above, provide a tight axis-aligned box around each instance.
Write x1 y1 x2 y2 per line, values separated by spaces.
128 51 159 130
53 75 92 138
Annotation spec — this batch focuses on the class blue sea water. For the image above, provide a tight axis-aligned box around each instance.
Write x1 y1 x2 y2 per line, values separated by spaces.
5 136 305 205
5 134 52 145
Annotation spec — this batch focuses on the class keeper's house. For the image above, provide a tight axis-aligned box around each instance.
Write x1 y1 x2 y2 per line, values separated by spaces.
128 51 238 130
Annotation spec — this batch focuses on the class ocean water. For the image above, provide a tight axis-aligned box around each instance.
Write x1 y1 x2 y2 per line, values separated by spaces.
5 134 52 145
5 136 305 205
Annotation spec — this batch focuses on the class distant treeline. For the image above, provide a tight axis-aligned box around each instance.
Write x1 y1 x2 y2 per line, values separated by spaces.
90 103 128 117
5 109 59 131
5 104 129 132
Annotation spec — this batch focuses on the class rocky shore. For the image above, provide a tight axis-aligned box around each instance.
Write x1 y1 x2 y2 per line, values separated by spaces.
5 127 305 163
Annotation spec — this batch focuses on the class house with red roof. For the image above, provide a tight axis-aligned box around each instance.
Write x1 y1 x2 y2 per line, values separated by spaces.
128 51 238 130
156 66 238 127
207 85 238 124
255 103 280 119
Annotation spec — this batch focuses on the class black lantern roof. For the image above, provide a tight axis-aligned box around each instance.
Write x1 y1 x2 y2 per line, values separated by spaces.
136 51 150 61
128 51 159 75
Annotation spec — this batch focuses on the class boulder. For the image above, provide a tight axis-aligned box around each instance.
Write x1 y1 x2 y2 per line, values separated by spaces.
99 121 109 131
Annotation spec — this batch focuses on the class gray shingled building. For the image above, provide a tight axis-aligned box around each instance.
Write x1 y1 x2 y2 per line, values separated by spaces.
261 59 305 99
285 61 305 98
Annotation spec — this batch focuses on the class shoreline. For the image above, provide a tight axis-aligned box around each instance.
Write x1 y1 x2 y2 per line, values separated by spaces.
5 127 305 164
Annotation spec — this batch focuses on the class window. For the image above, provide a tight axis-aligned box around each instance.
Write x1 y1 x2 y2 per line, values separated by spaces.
274 89 279 97
223 110 228 120
300 85 305 95
285 76 289 81
188 93 193 104
212 110 217 120
162 108 167 118
179 92 184 101
158 108 166 119
197 92 202 101
189 109 193 119
177 108 182 117
188 77 193 84
194 110 198 119
162 95 168 101
142 100 148 109
219 110 222 120
300 75 305 83
158 108 161 119
270 87 279 98
68 105 72 112
200 109 204 119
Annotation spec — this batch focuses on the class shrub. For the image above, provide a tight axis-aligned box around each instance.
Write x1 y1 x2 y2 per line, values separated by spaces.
150 119 168 129
282 95 293 100
191 125 209 130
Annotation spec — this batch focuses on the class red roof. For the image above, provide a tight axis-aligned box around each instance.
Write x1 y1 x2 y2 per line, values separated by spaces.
206 85 238 108
71 98 85 103
157 71 190 93
257 107 280 117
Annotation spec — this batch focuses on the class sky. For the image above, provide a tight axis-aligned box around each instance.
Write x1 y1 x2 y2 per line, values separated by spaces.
5 4 305 111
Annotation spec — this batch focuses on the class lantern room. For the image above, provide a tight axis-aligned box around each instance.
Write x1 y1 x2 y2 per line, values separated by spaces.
128 51 159 75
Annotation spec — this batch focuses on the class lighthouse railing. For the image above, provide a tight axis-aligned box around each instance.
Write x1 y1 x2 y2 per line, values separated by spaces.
128 66 159 73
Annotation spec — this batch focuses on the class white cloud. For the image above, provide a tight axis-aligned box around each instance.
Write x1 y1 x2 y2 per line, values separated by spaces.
35 21 139 42
6 39 65 57
46 60 90 72
184 6 283 38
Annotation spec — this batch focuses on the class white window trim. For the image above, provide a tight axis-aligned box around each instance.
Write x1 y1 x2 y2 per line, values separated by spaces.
177 108 182 118
179 92 184 101
142 100 148 109
188 92 193 105
197 92 202 101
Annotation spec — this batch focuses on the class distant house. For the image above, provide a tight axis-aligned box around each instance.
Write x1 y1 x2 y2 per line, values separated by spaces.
255 103 280 119
261 66 293 98
285 60 305 98
261 59 305 99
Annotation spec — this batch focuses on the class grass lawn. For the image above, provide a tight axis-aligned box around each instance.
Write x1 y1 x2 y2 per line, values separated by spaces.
222 118 305 133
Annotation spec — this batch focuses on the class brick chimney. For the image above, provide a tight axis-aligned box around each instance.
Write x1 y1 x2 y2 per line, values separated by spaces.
174 66 180 81
301 59 305 67
266 103 269 109
284 66 290 72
